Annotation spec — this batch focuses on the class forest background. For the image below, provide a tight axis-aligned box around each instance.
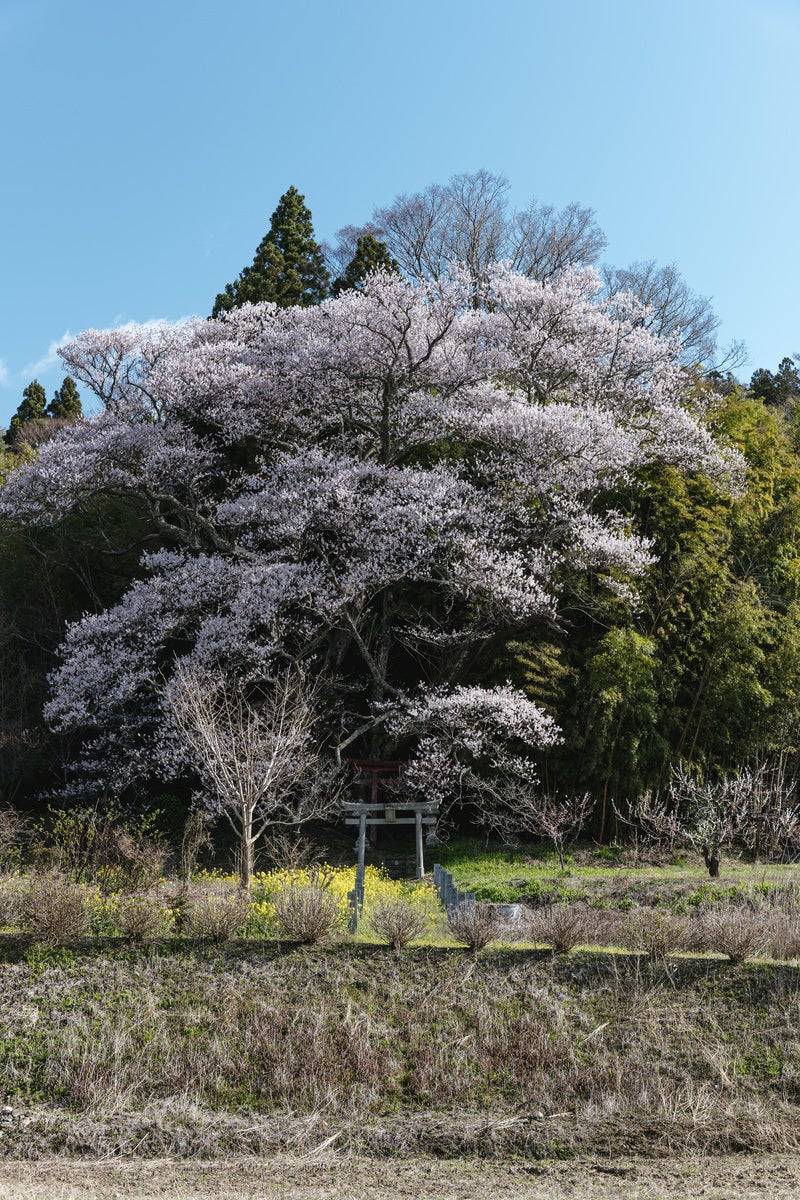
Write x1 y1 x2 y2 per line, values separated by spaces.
1 0 799 853
1 169 799 850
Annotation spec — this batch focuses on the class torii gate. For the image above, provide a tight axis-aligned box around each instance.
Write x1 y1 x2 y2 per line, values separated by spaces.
342 757 439 878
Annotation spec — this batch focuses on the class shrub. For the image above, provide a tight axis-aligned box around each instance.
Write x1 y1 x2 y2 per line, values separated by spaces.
21 871 90 943
184 889 249 942
116 893 172 941
447 902 501 951
248 865 439 932
767 913 800 961
261 828 323 872
692 907 770 963
30 805 167 893
369 898 429 953
0 806 26 872
621 907 688 961
179 809 214 884
113 829 168 892
525 903 599 953
272 884 340 944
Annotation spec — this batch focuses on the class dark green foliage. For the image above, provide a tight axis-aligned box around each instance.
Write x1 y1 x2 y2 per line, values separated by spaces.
17 379 46 422
5 378 81 451
212 238 284 315
331 234 399 295
7 379 46 441
212 185 330 315
0 497 157 810
494 386 800 826
749 356 800 410
47 376 82 419
30 803 167 892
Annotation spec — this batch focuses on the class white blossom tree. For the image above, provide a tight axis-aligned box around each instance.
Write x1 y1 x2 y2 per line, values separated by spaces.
0 264 743 821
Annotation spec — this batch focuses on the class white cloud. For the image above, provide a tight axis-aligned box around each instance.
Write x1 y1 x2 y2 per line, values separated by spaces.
0 358 8 387
21 330 74 379
112 315 193 331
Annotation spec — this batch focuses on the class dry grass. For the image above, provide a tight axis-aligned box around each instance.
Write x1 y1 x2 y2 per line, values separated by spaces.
5 853 800 1172
1 943 799 1163
6 1153 800 1200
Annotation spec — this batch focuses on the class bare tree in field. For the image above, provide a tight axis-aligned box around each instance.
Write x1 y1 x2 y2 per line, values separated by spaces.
488 786 595 869
165 664 338 889
600 259 744 371
326 171 740 372
326 169 607 287
624 762 800 877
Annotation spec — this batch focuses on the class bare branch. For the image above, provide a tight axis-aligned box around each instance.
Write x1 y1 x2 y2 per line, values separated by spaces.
330 170 605 286
164 664 341 888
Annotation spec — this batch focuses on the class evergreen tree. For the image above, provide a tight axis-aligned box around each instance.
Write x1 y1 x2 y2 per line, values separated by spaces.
212 186 329 316
7 380 46 442
749 357 800 409
331 234 399 295
47 376 82 419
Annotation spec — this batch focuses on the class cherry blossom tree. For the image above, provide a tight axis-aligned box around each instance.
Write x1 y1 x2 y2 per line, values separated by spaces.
0 264 744 821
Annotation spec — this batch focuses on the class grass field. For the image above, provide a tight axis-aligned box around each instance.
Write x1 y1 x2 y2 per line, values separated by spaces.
435 837 800 909
2 941 800 1160
3 848 800 1197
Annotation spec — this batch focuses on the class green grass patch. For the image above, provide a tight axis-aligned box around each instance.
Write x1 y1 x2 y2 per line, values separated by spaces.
433 838 800 910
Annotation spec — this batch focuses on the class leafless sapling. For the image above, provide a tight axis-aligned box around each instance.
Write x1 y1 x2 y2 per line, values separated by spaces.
165 663 340 890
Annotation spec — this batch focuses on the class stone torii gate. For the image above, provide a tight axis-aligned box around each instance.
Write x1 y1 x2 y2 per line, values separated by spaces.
342 758 439 879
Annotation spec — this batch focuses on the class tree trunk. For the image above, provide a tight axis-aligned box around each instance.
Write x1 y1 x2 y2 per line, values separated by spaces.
702 843 720 877
240 832 255 891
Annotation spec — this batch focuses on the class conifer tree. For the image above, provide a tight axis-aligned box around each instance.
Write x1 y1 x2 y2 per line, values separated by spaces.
47 376 82 419
7 379 46 441
332 234 398 295
749 357 800 410
212 186 329 316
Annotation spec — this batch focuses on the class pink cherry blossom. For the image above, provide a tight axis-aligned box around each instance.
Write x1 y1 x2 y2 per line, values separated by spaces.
1 265 744 804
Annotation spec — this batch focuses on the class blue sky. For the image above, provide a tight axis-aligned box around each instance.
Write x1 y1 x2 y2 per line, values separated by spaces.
0 0 798 425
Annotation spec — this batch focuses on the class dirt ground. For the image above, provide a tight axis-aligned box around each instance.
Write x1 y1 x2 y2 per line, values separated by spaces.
0 1154 799 1200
